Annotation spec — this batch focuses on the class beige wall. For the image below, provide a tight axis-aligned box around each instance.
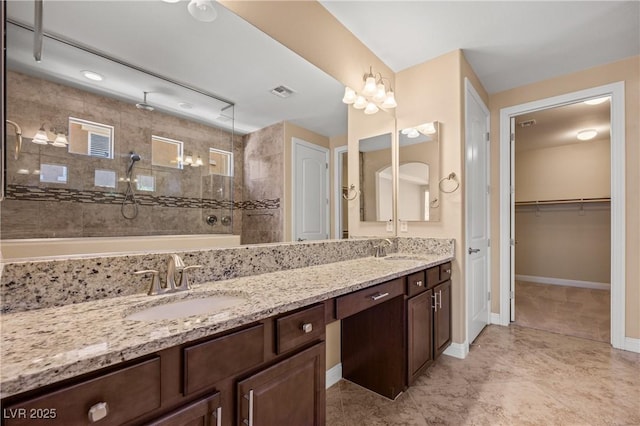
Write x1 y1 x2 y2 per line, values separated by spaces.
489 56 640 338
515 139 611 202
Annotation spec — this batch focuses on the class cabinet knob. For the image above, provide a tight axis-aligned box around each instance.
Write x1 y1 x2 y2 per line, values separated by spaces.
88 402 109 423
415 280 423 287
302 323 313 333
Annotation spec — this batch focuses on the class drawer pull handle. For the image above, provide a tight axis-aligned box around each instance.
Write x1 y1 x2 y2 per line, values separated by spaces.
432 293 438 312
88 402 109 423
371 292 389 301
302 323 313 333
415 280 423 287
243 390 254 426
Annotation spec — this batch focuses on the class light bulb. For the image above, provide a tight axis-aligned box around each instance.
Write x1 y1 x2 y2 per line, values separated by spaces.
193 155 204 167
364 102 379 115
184 154 194 165
381 90 397 109
342 87 357 104
373 83 386 103
417 122 436 135
408 129 420 138
32 127 49 145
353 96 367 110
187 0 217 22
362 76 377 97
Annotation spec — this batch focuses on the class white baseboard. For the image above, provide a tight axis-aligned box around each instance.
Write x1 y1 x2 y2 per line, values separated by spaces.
490 312 504 325
515 274 609 290
443 342 468 359
326 363 342 388
624 337 640 353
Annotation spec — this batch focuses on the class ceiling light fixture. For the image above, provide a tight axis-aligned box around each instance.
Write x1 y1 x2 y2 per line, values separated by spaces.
81 70 104 81
577 129 598 141
342 66 397 114
187 0 218 22
584 97 609 105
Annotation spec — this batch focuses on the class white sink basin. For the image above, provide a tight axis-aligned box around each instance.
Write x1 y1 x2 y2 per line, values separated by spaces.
125 295 247 321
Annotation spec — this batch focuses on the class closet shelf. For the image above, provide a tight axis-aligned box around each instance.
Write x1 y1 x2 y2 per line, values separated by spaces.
515 197 610 206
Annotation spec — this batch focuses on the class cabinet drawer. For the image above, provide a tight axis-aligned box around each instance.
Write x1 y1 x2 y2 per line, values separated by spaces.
183 324 264 395
406 270 427 297
336 278 404 319
426 267 440 289
440 262 452 282
276 304 325 354
4 358 161 426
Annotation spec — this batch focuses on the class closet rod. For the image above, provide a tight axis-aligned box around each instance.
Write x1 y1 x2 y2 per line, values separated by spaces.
515 197 610 206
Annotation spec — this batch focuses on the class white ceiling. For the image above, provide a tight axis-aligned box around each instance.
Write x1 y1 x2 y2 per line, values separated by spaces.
320 1 640 94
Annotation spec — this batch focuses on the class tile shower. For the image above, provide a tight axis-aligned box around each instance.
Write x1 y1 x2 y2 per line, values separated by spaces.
2 71 283 243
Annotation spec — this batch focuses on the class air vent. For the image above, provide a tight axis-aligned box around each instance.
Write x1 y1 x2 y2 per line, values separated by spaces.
518 119 537 128
270 85 295 98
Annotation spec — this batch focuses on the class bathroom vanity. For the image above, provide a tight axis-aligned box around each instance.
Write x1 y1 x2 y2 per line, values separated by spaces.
0 241 454 426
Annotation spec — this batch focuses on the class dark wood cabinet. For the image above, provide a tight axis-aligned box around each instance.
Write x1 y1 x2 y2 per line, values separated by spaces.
237 343 325 426
433 280 452 359
407 289 434 384
147 393 221 426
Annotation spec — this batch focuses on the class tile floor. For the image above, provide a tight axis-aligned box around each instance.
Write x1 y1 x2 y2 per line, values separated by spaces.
514 281 610 343
326 325 640 425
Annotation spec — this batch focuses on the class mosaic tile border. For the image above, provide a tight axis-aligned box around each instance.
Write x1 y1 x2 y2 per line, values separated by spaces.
5 185 279 210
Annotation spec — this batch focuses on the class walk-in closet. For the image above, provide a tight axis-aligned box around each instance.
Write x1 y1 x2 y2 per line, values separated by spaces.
513 98 611 342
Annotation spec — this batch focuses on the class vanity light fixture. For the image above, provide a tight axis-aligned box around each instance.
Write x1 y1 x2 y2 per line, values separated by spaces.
194 155 204 167
50 131 69 148
81 70 104 82
32 125 50 145
401 122 437 139
342 66 397 115
183 154 194 166
577 129 598 141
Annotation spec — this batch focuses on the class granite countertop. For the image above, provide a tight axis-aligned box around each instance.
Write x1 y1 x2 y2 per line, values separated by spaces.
0 253 452 399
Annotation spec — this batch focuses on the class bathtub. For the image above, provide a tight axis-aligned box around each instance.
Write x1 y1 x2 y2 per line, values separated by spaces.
0 234 241 261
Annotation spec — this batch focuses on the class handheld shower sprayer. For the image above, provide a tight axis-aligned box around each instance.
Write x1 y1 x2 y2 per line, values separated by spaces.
122 152 141 220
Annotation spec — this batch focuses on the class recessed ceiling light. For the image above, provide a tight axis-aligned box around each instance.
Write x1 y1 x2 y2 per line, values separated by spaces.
577 129 598 141
178 102 193 109
584 97 609 105
81 70 104 81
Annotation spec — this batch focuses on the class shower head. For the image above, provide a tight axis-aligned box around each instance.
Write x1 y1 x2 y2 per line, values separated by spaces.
135 92 154 111
127 152 141 175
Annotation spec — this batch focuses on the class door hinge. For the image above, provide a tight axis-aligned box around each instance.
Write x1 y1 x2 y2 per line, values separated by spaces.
510 185 515 195
487 239 491 247
509 291 515 300
486 132 490 142
510 133 515 142
510 238 515 246
487 185 491 195
487 292 491 301
326 163 329 169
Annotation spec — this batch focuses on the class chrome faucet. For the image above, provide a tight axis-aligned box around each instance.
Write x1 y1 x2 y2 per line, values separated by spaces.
374 238 393 258
135 254 203 295
166 254 185 291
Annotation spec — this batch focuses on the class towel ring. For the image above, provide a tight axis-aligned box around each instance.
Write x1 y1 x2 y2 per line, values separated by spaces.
439 172 460 194
343 184 360 201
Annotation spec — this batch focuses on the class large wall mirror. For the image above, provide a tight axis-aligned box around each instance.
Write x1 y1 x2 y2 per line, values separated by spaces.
2 1 347 257
398 121 440 222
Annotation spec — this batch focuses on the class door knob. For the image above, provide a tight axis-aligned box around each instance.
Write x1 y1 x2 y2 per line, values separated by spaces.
468 247 480 254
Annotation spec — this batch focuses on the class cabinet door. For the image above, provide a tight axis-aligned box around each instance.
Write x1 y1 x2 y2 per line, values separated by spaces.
237 343 325 426
433 280 452 358
147 392 221 426
407 289 433 384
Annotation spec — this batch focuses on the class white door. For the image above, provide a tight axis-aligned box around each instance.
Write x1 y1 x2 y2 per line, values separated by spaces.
509 117 516 322
293 138 329 241
465 79 491 344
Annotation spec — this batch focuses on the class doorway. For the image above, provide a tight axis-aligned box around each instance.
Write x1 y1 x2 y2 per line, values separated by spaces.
292 138 329 242
334 145 349 239
499 82 626 349
512 100 611 342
